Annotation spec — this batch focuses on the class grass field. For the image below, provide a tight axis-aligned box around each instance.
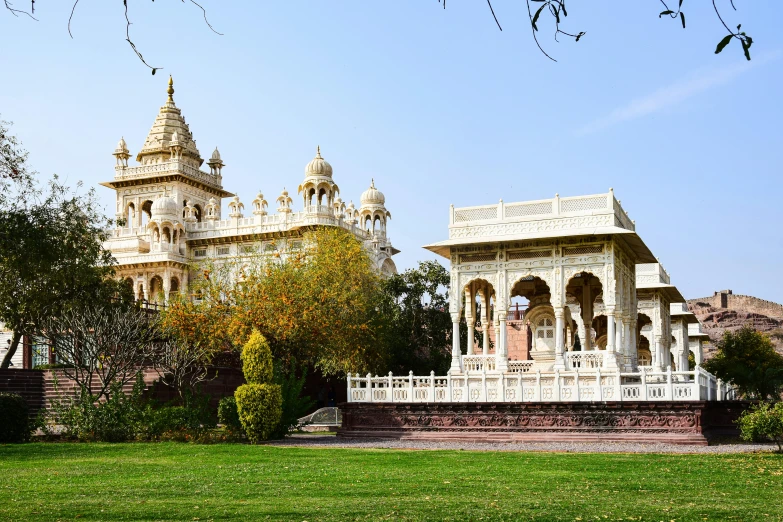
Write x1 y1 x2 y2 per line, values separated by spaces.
1 443 782 521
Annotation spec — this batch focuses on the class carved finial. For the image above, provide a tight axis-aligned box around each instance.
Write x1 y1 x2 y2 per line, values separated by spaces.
371 178 375 189
555 193 559 198
609 187 614 193
167 76 174 102
316 145 321 158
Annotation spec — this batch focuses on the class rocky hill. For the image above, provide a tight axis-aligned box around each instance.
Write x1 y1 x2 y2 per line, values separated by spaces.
687 290 783 358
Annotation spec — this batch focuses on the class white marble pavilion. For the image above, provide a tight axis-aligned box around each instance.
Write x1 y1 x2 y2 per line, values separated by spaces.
348 191 732 403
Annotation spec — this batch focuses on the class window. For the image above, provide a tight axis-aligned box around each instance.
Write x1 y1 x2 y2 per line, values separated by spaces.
534 316 556 352
537 317 554 339
31 337 49 368
240 245 256 254
194 249 207 258
217 246 230 256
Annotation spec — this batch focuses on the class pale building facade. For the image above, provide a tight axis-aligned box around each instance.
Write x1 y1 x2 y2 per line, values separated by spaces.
348 190 730 403
101 78 398 302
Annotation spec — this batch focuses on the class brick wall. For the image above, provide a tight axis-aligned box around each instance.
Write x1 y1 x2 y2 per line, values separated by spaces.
0 369 46 417
0 367 246 417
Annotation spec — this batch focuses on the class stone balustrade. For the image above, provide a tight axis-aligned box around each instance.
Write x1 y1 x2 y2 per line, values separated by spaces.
347 366 734 404
449 190 633 231
565 351 605 370
114 160 223 190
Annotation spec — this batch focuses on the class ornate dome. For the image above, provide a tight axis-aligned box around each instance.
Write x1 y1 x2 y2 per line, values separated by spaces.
150 193 179 219
115 137 129 153
211 147 221 161
304 146 333 178
360 179 385 206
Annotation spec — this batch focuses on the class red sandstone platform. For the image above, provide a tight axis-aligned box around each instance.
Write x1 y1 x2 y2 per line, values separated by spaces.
338 401 750 445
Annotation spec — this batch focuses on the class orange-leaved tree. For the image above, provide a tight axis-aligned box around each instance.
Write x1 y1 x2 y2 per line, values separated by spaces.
160 259 238 362
229 227 387 376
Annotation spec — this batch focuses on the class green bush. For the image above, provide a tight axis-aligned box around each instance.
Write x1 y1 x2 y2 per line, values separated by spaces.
51 373 216 443
52 376 147 442
738 402 783 452
218 396 242 433
0 392 31 443
271 365 315 439
240 330 274 385
235 330 282 442
235 383 282 443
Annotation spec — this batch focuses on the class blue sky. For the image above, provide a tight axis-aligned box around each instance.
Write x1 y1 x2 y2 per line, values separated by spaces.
1 1 781 301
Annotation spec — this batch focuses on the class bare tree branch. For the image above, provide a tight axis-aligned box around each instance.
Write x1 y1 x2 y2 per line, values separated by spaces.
68 0 79 39
186 0 223 36
3 0 37 20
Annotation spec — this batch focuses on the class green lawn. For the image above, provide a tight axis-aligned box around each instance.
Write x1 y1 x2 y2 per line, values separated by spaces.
1 443 781 521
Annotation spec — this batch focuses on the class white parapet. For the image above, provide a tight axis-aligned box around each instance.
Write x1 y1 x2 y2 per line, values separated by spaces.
346 366 735 404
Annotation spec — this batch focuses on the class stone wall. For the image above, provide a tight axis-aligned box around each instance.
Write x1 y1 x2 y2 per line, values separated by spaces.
688 291 783 357
338 401 750 445
0 367 245 417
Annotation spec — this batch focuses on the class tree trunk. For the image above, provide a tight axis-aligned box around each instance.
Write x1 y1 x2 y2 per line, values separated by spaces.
1 330 23 369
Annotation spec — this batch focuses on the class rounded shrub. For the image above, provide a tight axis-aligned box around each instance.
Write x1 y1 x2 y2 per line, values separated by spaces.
241 330 273 385
738 401 783 452
234 330 282 442
218 396 242 432
235 383 282 443
0 392 30 443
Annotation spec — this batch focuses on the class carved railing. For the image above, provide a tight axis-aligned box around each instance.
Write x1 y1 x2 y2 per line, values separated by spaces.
347 366 730 403
507 361 534 373
114 160 223 189
462 355 496 372
565 351 604 370
449 191 634 231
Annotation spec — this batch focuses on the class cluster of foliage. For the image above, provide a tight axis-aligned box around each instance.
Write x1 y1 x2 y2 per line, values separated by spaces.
234 331 283 443
0 392 31 443
378 261 453 375
704 326 783 400
163 228 389 377
48 373 216 443
217 396 242 434
738 401 783 452
0 119 132 370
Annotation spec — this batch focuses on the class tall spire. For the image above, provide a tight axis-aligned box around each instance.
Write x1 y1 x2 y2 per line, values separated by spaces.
316 145 322 158
135 76 202 165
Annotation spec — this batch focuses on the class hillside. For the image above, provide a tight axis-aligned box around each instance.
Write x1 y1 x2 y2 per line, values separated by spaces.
687 290 783 358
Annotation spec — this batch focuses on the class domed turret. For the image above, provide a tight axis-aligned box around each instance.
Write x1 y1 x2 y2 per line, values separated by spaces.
150 193 179 220
360 178 385 206
359 179 391 237
205 197 220 221
252 192 268 216
299 146 339 211
304 146 333 178
207 147 224 176
113 136 130 167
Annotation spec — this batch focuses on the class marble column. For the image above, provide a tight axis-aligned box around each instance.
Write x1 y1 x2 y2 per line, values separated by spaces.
554 307 566 370
450 313 461 372
465 288 475 356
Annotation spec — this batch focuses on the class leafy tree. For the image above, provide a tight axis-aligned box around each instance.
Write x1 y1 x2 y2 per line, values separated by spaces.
703 326 783 401
228 227 386 377
0 176 128 369
36 303 158 401
738 401 783 452
160 261 237 362
379 261 453 375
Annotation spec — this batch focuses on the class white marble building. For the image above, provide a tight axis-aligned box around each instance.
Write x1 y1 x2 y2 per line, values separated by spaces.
348 190 731 403
101 78 398 302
